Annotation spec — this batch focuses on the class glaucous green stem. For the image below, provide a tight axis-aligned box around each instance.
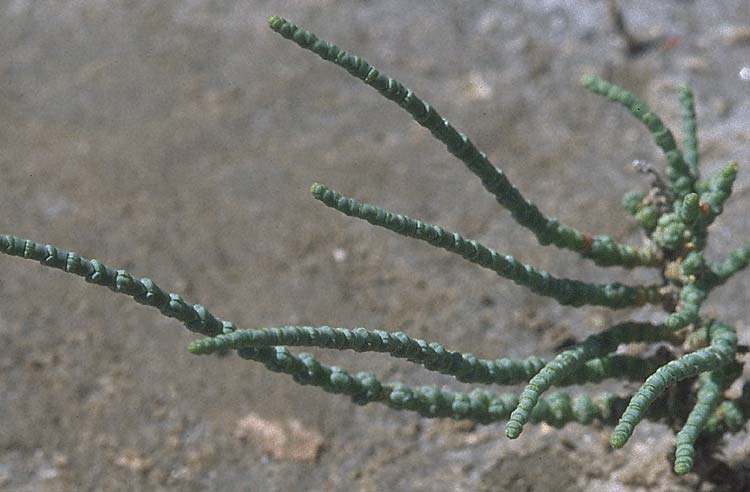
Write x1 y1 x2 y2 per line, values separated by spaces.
665 282 706 331
698 161 738 225
235 344 746 433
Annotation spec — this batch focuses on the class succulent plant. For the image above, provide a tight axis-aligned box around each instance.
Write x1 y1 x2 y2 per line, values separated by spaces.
3 16 748 477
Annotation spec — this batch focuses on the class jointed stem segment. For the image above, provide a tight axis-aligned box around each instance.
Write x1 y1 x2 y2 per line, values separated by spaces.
706 242 750 287
237 344 624 424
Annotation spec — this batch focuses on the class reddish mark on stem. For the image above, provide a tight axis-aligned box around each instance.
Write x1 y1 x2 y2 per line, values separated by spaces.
582 233 593 253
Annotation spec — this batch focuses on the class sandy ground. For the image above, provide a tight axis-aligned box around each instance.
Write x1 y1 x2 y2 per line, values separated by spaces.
1 1 749 491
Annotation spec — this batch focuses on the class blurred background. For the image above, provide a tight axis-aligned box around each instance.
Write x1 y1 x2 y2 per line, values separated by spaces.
1 1 749 490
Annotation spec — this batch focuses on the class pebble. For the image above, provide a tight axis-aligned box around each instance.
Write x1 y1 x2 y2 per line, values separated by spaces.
234 412 324 462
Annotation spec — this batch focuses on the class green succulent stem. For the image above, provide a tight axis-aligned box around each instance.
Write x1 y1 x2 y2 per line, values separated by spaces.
699 161 738 224
665 282 707 331
679 193 700 224
311 183 664 309
191 326 548 385
235 344 747 433
704 381 750 434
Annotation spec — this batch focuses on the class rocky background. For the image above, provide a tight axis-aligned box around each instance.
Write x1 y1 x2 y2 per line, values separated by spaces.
1 1 749 490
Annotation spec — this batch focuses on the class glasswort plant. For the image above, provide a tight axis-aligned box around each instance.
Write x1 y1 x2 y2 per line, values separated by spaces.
2 16 749 477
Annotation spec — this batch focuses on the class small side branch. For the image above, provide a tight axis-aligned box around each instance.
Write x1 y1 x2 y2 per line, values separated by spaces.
698 161 738 225
610 321 737 449
705 241 750 289
665 282 706 331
